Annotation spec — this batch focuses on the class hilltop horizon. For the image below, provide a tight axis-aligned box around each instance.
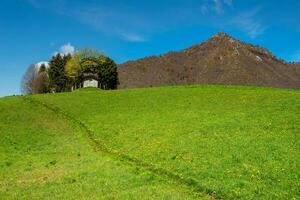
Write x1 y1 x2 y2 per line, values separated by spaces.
1 31 300 97
1 0 300 96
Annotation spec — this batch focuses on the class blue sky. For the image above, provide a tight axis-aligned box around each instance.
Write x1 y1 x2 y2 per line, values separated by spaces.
0 0 299 96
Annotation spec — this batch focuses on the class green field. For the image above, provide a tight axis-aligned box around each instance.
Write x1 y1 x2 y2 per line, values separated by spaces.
1 85 299 199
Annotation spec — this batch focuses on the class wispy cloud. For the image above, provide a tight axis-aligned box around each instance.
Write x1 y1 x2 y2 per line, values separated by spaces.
120 32 147 42
213 0 225 14
60 43 75 55
25 0 267 40
223 0 233 6
25 1 235 41
230 7 266 38
24 0 40 8
56 3 149 42
200 4 209 14
201 0 233 15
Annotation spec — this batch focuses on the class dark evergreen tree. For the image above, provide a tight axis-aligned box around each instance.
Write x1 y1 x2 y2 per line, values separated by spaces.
48 54 71 92
98 56 118 89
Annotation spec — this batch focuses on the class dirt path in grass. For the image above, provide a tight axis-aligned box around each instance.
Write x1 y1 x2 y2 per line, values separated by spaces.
23 96 220 200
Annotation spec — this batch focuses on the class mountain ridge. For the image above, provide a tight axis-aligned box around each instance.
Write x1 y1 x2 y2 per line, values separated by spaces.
118 32 300 89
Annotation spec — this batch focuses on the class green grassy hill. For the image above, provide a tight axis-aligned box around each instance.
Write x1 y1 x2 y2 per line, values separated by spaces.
1 85 299 199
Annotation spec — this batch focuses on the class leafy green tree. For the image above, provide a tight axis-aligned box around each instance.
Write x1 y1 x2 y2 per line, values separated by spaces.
48 54 71 92
65 49 118 90
66 49 104 77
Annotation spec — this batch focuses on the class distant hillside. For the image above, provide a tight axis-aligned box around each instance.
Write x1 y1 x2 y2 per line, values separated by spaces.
118 32 300 89
291 62 300 72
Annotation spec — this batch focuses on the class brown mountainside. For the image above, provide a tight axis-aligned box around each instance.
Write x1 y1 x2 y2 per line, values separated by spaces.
118 32 300 89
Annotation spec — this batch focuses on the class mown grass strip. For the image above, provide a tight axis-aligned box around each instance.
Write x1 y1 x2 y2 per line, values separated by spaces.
23 96 222 199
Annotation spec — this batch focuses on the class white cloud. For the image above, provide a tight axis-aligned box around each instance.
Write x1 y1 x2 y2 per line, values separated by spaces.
53 43 75 56
60 43 75 55
230 8 266 38
35 43 75 72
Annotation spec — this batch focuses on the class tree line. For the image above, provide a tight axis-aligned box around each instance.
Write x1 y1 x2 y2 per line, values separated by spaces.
21 49 118 95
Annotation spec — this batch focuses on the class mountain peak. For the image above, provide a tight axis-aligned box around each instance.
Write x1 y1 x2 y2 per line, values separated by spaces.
204 32 240 47
213 32 234 40
118 33 300 89
214 32 228 37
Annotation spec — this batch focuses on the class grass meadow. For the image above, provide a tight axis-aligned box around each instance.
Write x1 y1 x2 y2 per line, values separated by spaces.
1 85 299 199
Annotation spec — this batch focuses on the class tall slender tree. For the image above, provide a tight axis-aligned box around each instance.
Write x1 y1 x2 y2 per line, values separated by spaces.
48 54 71 92
97 56 119 89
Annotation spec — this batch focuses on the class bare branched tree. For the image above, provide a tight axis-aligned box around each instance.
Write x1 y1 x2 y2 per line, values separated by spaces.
20 64 37 95
29 72 49 94
20 63 49 95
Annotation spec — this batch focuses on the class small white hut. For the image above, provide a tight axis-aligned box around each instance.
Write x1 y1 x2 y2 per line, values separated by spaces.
83 79 98 88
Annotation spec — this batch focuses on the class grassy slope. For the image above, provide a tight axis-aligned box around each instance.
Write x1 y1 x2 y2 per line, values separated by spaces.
30 85 300 199
0 96 208 199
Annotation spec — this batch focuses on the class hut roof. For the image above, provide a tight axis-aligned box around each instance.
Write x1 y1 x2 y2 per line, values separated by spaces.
82 72 99 80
